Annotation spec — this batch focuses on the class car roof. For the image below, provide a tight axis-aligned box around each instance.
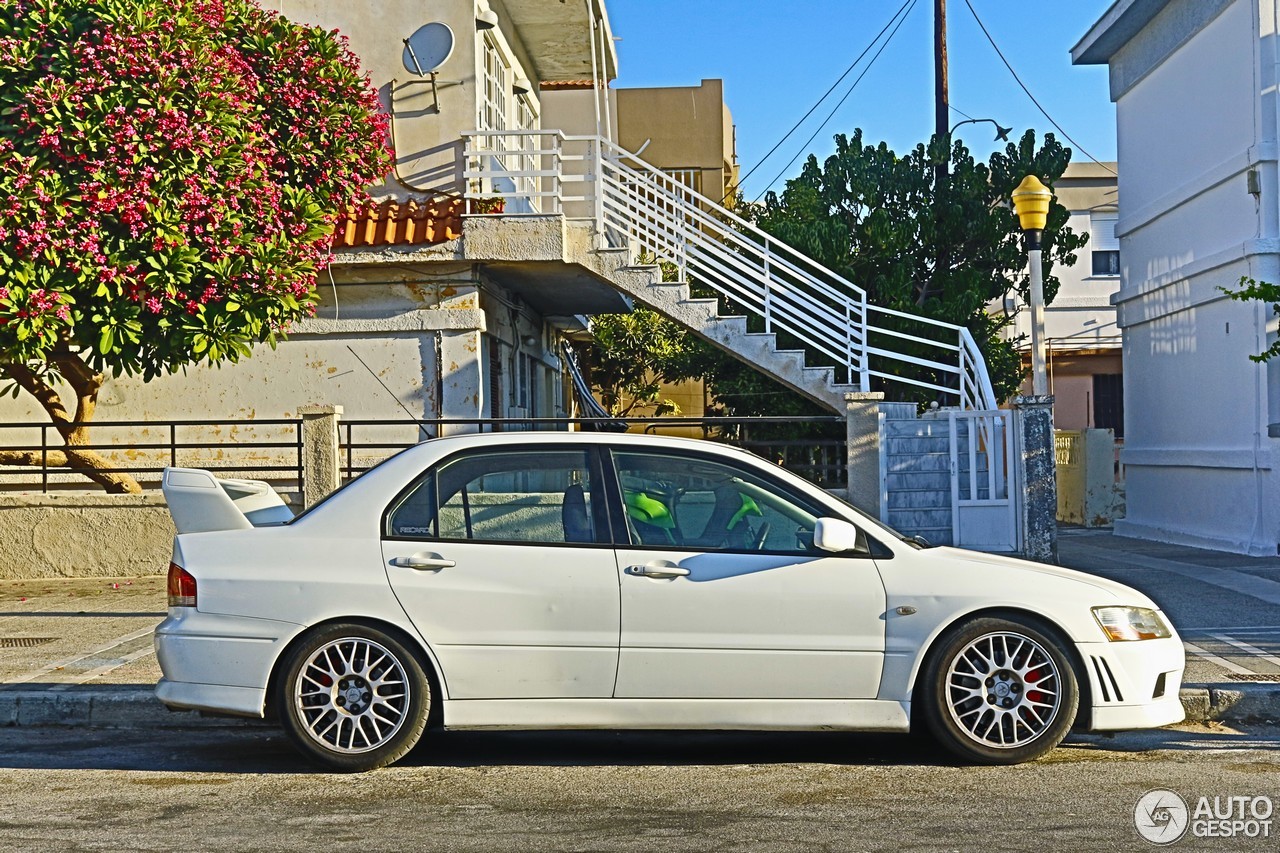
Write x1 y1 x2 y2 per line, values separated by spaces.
415 431 744 451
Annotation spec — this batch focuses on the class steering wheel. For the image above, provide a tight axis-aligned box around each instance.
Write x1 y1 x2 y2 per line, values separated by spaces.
750 520 772 550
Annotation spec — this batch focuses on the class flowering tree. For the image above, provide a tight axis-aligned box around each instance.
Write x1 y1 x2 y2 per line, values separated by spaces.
0 0 392 491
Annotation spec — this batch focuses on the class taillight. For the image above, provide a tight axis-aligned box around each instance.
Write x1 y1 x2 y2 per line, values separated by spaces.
167 562 197 608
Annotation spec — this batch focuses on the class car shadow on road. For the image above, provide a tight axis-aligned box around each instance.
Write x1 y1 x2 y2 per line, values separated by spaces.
0 723 1273 775
1063 723 1280 756
402 729 957 769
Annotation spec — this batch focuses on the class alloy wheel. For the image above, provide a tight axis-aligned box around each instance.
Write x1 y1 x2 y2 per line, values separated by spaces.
943 631 1062 749
293 637 411 754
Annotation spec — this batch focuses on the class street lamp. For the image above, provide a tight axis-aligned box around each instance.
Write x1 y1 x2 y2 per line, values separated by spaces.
1011 175 1054 396
948 117 1013 142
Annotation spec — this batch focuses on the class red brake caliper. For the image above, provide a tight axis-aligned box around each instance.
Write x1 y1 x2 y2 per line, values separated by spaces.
1025 668 1042 703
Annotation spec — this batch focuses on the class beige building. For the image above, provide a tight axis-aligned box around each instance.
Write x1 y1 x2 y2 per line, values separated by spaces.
616 79 740 208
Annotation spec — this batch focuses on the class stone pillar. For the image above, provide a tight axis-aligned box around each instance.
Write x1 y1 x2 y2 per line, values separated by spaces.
845 392 885 518
439 329 485 436
299 404 342 509
1013 395 1056 562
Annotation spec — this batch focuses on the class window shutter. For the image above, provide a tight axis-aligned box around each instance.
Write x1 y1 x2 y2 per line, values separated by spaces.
1090 213 1119 251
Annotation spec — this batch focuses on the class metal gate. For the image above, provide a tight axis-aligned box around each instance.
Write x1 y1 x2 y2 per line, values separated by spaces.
948 410 1020 552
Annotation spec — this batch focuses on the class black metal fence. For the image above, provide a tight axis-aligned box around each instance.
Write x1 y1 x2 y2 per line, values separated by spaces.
337 417 846 488
0 415 847 493
0 419 304 492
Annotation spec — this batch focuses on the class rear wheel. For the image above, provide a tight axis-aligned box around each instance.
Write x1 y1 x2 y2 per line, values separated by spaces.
919 616 1078 765
277 623 430 772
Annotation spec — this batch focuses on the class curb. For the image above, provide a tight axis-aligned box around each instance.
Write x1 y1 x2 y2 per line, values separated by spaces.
1178 684 1280 725
0 686 262 729
2 683 1278 730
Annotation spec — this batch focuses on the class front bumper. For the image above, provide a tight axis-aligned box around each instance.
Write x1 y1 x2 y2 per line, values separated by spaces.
1076 635 1186 731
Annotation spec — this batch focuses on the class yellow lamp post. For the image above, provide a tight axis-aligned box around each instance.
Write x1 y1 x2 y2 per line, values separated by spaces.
1012 175 1054 397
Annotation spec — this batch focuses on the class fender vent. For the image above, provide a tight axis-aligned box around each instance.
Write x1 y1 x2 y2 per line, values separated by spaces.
1090 656 1124 703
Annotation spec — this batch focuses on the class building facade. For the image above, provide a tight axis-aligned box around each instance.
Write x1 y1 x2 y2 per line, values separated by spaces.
1073 0 1280 554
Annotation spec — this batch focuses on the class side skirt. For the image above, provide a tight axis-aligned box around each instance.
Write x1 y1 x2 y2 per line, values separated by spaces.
441 698 911 732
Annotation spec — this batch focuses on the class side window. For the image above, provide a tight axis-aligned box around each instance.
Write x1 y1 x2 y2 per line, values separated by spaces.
611 450 845 555
385 449 601 545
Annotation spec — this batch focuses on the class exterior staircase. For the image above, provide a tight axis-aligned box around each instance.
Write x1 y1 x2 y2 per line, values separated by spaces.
463 130 999 416
882 403 954 545
607 265 860 411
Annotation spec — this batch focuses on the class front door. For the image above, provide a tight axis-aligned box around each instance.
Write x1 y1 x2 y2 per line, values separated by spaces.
609 448 887 699
382 446 620 700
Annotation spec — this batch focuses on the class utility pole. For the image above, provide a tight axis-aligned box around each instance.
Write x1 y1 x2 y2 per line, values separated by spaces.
934 0 949 147
925 0 950 308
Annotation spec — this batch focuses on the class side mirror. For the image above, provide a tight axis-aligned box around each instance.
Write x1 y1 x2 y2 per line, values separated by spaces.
813 517 865 554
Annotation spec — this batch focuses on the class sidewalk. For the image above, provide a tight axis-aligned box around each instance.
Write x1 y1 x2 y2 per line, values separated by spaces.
1 530 1278 729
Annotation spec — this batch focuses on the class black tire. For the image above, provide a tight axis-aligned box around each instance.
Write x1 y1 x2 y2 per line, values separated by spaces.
277 622 431 772
918 616 1079 765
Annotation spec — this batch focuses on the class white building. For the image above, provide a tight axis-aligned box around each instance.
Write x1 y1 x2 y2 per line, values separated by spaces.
1073 0 1280 555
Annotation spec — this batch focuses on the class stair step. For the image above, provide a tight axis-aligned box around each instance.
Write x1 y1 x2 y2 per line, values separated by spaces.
705 315 748 336
801 365 837 385
887 515 953 538
886 488 952 510
744 332 780 349
880 403 920 420
885 453 951 473
883 420 951 439
886 472 951 491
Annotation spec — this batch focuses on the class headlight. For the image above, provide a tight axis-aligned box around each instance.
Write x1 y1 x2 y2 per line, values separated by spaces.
1092 606 1172 641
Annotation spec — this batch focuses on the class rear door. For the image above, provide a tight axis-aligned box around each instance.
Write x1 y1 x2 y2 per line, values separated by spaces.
381 446 620 699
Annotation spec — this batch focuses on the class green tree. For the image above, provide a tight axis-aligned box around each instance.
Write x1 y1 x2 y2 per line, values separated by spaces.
0 0 392 491
754 129 1086 404
585 308 701 417
1222 277 1280 362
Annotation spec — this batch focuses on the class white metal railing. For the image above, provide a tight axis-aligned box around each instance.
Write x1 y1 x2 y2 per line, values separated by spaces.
461 130 998 410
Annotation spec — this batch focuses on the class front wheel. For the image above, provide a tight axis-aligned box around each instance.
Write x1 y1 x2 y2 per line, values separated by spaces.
277 623 431 772
919 616 1079 765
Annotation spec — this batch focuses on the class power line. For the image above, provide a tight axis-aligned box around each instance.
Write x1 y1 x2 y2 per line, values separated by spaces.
961 0 1117 176
731 0 916 201
754 0 920 202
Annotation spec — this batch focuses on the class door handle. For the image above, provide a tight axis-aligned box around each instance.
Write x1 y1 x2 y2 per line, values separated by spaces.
390 554 456 570
626 561 690 579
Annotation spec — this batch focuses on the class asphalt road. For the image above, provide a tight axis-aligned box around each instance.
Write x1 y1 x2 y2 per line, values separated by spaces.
1 723 1277 852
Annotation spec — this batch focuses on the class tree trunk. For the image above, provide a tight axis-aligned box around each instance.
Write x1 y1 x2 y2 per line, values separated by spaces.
0 355 143 494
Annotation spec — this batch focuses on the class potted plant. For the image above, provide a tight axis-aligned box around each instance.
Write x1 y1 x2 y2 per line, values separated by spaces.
470 196 506 214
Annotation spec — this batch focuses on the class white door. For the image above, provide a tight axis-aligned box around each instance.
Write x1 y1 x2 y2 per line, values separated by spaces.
949 410 1020 552
381 446 619 700
609 448 886 699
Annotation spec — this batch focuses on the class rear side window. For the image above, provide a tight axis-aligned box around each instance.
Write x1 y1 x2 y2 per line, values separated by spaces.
384 449 604 545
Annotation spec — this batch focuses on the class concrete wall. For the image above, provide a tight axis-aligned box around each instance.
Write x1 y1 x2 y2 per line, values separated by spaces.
1075 0 1280 554
0 494 174 578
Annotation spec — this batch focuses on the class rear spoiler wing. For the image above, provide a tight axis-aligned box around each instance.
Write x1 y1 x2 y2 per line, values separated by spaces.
161 467 295 534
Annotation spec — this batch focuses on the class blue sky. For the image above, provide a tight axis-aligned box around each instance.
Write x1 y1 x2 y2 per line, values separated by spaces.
607 0 1118 200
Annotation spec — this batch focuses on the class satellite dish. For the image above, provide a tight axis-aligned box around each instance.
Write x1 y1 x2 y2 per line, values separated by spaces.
402 22 454 76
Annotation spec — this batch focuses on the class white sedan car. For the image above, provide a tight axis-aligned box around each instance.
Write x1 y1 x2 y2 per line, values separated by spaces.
155 432 1184 771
